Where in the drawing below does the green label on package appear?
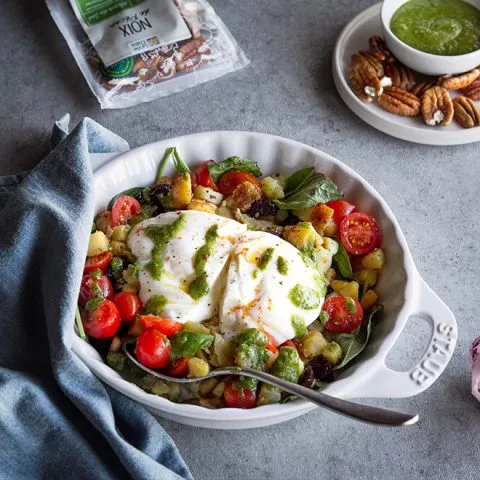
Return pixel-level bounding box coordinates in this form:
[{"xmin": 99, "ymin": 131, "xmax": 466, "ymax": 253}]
[
  {"xmin": 69, "ymin": 0, "xmax": 191, "ymax": 66},
  {"xmin": 75, "ymin": 0, "xmax": 146, "ymax": 26}
]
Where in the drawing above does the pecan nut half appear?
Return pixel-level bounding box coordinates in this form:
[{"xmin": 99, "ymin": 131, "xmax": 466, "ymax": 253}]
[
  {"xmin": 384, "ymin": 63, "xmax": 416, "ymax": 91},
  {"xmin": 453, "ymin": 96, "xmax": 480, "ymax": 128},
  {"xmin": 352, "ymin": 51, "xmax": 384, "ymax": 78},
  {"xmin": 369, "ymin": 35, "xmax": 395, "ymax": 63},
  {"xmin": 460, "ymin": 78, "xmax": 480, "ymax": 100},
  {"xmin": 438, "ymin": 68, "xmax": 480, "ymax": 90},
  {"xmin": 421, "ymin": 86, "xmax": 454, "ymax": 126},
  {"xmin": 410, "ymin": 80, "xmax": 436, "ymax": 98},
  {"xmin": 377, "ymin": 86, "xmax": 420, "ymax": 116},
  {"xmin": 350, "ymin": 62, "xmax": 383, "ymax": 103}
]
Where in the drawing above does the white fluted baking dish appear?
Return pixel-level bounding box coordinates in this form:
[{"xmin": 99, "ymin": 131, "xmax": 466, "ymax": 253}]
[{"xmin": 72, "ymin": 131, "xmax": 457, "ymax": 429}]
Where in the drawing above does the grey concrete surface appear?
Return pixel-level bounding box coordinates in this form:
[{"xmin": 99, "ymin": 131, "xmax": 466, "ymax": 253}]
[{"xmin": 1, "ymin": 1, "xmax": 480, "ymax": 479}]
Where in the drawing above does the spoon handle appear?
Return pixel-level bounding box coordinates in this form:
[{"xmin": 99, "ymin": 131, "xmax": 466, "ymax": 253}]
[{"xmin": 238, "ymin": 368, "xmax": 418, "ymax": 427}]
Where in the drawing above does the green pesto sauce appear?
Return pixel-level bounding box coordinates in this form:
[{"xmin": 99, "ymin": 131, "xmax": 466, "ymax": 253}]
[
  {"xmin": 390, "ymin": 0, "xmax": 480, "ymax": 55},
  {"xmin": 288, "ymin": 284, "xmax": 321, "ymax": 310},
  {"xmin": 144, "ymin": 295, "xmax": 168, "ymax": 315},
  {"xmin": 271, "ymin": 346, "xmax": 303, "ymax": 383},
  {"xmin": 257, "ymin": 247, "xmax": 275, "ymax": 271},
  {"xmin": 187, "ymin": 224, "xmax": 219, "ymax": 300},
  {"xmin": 145, "ymin": 214, "xmax": 186, "ymax": 280},
  {"xmin": 277, "ymin": 256, "xmax": 289, "ymax": 276},
  {"xmin": 291, "ymin": 314, "xmax": 307, "ymax": 338}
]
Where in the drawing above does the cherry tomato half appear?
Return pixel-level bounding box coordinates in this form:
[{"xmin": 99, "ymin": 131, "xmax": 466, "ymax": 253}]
[
  {"xmin": 164, "ymin": 357, "xmax": 190, "ymax": 377},
  {"xmin": 217, "ymin": 171, "xmax": 261, "ymax": 197},
  {"xmin": 259, "ymin": 328, "xmax": 277, "ymax": 353},
  {"xmin": 82, "ymin": 299, "xmax": 121, "ymax": 339},
  {"xmin": 111, "ymin": 195, "xmax": 141, "ymax": 227},
  {"xmin": 322, "ymin": 296, "xmax": 363, "ymax": 334},
  {"xmin": 195, "ymin": 160, "xmax": 219, "ymax": 191},
  {"xmin": 326, "ymin": 200, "xmax": 356, "ymax": 227},
  {"xmin": 136, "ymin": 329, "xmax": 171, "ymax": 369},
  {"xmin": 113, "ymin": 292, "xmax": 141, "ymax": 322},
  {"xmin": 84, "ymin": 251, "xmax": 112, "ymax": 274},
  {"xmin": 79, "ymin": 273, "xmax": 113, "ymax": 306},
  {"xmin": 223, "ymin": 384, "xmax": 257, "ymax": 409},
  {"xmin": 280, "ymin": 340, "xmax": 298, "ymax": 350},
  {"xmin": 139, "ymin": 316, "xmax": 183, "ymax": 337},
  {"xmin": 340, "ymin": 212, "xmax": 381, "ymax": 256}
]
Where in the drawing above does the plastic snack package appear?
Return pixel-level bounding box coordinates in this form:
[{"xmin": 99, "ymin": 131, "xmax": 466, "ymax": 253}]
[
  {"xmin": 471, "ymin": 336, "xmax": 480, "ymax": 402},
  {"xmin": 46, "ymin": 0, "xmax": 249, "ymax": 109}
]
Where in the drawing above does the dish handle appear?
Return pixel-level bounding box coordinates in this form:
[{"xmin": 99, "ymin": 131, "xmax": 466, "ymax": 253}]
[{"xmin": 353, "ymin": 276, "xmax": 457, "ymax": 398}]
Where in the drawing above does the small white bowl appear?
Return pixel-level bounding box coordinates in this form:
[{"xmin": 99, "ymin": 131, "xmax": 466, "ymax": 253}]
[{"xmin": 381, "ymin": 0, "xmax": 480, "ymax": 75}]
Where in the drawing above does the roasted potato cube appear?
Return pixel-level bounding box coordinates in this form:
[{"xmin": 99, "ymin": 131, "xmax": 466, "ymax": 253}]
[
  {"xmin": 292, "ymin": 208, "xmax": 314, "ymax": 221},
  {"xmin": 260, "ymin": 176, "xmax": 285, "ymax": 200},
  {"xmin": 188, "ymin": 358, "xmax": 210, "ymax": 378},
  {"xmin": 171, "ymin": 173, "xmax": 193, "ymax": 209},
  {"xmin": 283, "ymin": 222, "xmax": 320, "ymax": 250},
  {"xmin": 354, "ymin": 269, "xmax": 378, "ymax": 288},
  {"xmin": 111, "ymin": 225, "xmax": 130, "ymax": 242},
  {"xmin": 199, "ymin": 378, "xmax": 219, "ymax": 396},
  {"xmin": 193, "ymin": 185, "xmax": 224, "ymax": 206},
  {"xmin": 361, "ymin": 289, "xmax": 379, "ymax": 310},
  {"xmin": 186, "ymin": 198, "xmax": 217, "ymax": 214},
  {"xmin": 312, "ymin": 204, "xmax": 336, "ymax": 236},
  {"xmin": 95, "ymin": 211, "xmax": 113, "ymax": 234},
  {"xmin": 110, "ymin": 240, "xmax": 135, "ymax": 262},
  {"xmin": 300, "ymin": 331, "xmax": 328, "ymax": 358},
  {"xmin": 212, "ymin": 382, "xmax": 226, "ymax": 398},
  {"xmin": 87, "ymin": 231, "xmax": 110, "ymax": 257},
  {"xmin": 361, "ymin": 248, "xmax": 385, "ymax": 270},
  {"xmin": 323, "ymin": 342, "xmax": 342, "ymax": 365},
  {"xmin": 226, "ymin": 181, "xmax": 261, "ymax": 212},
  {"xmin": 331, "ymin": 280, "xmax": 360, "ymax": 299}
]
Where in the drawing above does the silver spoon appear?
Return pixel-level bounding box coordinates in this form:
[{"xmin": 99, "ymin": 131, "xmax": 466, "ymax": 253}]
[{"xmin": 123, "ymin": 343, "xmax": 418, "ymax": 426}]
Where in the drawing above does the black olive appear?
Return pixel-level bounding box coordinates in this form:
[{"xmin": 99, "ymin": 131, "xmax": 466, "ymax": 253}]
[
  {"xmin": 248, "ymin": 199, "xmax": 279, "ymax": 218},
  {"xmin": 308, "ymin": 355, "xmax": 335, "ymax": 383},
  {"xmin": 281, "ymin": 213, "xmax": 301, "ymax": 226},
  {"xmin": 89, "ymin": 337, "xmax": 113, "ymax": 354},
  {"xmin": 298, "ymin": 365, "xmax": 315, "ymax": 388},
  {"xmin": 266, "ymin": 226, "xmax": 283, "ymax": 238},
  {"xmin": 150, "ymin": 183, "xmax": 172, "ymax": 197}
]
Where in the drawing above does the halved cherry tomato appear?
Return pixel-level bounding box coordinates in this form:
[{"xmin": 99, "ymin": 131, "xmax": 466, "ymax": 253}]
[
  {"xmin": 195, "ymin": 160, "xmax": 219, "ymax": 191},
  {"xmin": 322, "ymin": 296, "xmax": 363, "ymax": 334},
  {"xmin": 340, "ymin": 212, "xmax": 381, "ymax": 256},
  {"xmin": 82, "ymin": 299, "xmax": 121, "ymax": 339},
  {"xmin": 326, "ymin": 200, "xmax": 356, "ymax": 227},
  {"xmin": 111, "ymin": 195, "xmax": 141, "ymax": 226},
  {"xmin": 79, "ymin": 273, "xmax": 113, "ymax": 306},
  {"xmin": 136, "ymin": 329, "xmax": 171, "ymax": 369},
  {"xmin": 164, "ymin": 357, "xmax": 190, "ymax": 377},
  {"xmin": 223, "ymin": 384, "xmax": 257, "ymax": 409},
  {"xmin": 139, "ymin": 315, "xmax": 183, "ymax": 337},
  {"xmin": 84, "ymin": 251, "xmax": 112, "ymax": 274},
  {"xmin": 259, "ymin": 328, "xmax": 277, "ymax": 353},
  {"xmin": 280, "ymin": 340, "xmax": 298, "ymax": 349},
  {"xmin": 218, "ymin": 171, "xmax": 261, "ymax": 197},
  {"xmin": 113, "ymin": 292, "xmax": 141, "ymax": 322}
]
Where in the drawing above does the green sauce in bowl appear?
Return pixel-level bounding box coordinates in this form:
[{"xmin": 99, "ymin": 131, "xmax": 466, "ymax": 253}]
[{"xmin": 390, "ymin": 0, "xmax": 480, "ymax": 55}]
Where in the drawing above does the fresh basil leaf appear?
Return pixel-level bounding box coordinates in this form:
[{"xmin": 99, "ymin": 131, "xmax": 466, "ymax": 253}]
[
  {"xmin": 283, "ymin": 167, "xmax": 315, "ymax": 195},
  {"xmin": 332, "ymin": 305, "xmax": 383, "ymax": 370},
  {"xmin": 207, "ymin": 156, "xmax": 262, "ymax": 182},
  {"xmin": 274, "ymin": 174, "xmax": 343, "ymax": 210},
  {"xmin": 108, "ymin": 187, "xmax": 145, "ymax": 210},
  {"xmin": 333, "ymin": 243, "xmax": 353, "ymax": 279},
  {"xmin": 170, "ymin": 331, "xmax": 214, "ymax": 361},
  {"xmin": 172, "ymin": 147, "xmax": 191, "ymax": 174}
]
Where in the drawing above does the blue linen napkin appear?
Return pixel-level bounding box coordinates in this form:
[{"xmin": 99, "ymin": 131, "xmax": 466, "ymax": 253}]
[{"xmin": 0, "ymin": 116, "xmax": 192, "ymax": 480}]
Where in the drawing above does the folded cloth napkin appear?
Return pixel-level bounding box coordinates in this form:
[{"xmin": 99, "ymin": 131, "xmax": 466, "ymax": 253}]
[
  {"xmin": 0, "ymin": 116, "xmax": 192, "ymax": 480},
  {"xmin": 472, "ymin": 337, "xmax": 480, "ymax": 402}
]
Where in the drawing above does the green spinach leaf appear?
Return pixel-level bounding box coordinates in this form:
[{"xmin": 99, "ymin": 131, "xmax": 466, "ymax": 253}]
[
  {"xmin": 333, "ymin": 243, "xmax": 353, "ymax": 279},
  {"xmin": 274, "ymin": 174, "xmax": 343, "ymax": 210},
  {"xmin": 283, "ymin": 167, "xmax": 315, "ymax": 195},
  {"xmin": 332, "ymin": 305, "xmax": 383, "ymax": 370},
  {"xmin": 170, "ymin": 330, "xmax": 214, "ymax": 361},
  {"xmin": 207, "ymin": 156, "xmax": 262, "ymax": 182}
]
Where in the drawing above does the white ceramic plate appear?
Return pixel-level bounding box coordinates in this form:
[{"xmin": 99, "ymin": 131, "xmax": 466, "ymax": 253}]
[
  {"xmin": 73, "ymin": 131, "xmax": 457, "ymax": 429},
  {"xmin": 332, "ymin": 3, "xmax": 480, "ymax": 145}
]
